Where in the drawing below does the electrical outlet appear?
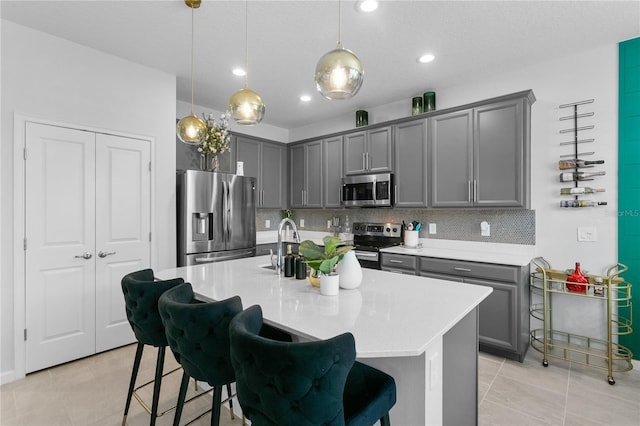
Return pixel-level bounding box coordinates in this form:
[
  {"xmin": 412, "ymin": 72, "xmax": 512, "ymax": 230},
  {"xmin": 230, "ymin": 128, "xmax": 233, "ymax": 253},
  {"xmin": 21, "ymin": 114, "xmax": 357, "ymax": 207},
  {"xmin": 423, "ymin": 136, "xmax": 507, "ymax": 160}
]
[
  {"xmin": 300, "ymin": 219, "xmax": 305, "ymax": 228},
  {"xmin": 265, "ymin": 219, "xmax": 270, "ymax": 228},
  {"xmin": 327, "ymin": 220, "xmax": 332, "ymax": 229},
  {"xmin": 428, "ymin": 223, "xmax": 437, "ymax": 234},
  {"xmin": 481, "ymin": 221, "xmax": 490, "ymax": 237},
  {"xmin": 577, "ymin": 226, "xmax": 597, "ymax": 242}
]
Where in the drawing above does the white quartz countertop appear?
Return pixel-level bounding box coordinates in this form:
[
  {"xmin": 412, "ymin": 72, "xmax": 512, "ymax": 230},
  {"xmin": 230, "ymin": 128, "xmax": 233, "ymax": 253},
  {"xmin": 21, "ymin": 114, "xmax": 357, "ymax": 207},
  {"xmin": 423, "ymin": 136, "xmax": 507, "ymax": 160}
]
[
  {"xmin": 157, "ymin": 255, "xmax": 491, "ymax": 358},
  {"xmin": 382, "ymin": 238, "xmax": 536, "ymax": 266}
]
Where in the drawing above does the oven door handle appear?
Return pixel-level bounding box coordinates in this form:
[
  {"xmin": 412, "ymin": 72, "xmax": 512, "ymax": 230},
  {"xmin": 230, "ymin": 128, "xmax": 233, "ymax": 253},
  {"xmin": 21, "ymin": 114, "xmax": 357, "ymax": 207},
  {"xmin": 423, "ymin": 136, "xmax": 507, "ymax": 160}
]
[{"xmin": 354, "ymin": 251, "xmax": 379, "ymax": 258}]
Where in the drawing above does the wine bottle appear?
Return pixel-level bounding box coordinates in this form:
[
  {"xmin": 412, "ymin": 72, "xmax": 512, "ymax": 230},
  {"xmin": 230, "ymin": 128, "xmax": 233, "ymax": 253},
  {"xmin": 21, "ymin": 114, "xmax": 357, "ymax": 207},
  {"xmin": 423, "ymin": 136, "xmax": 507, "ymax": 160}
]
[
  {"xmin": 566, "ymin": 262, "xmax": 588, "ymax": 294},
  {"xmin": 558, "ymin": 159, "xmax": 605, "ymax": 170},
  {"xmin": 560, "ymin": 200, "xmax": 608, "ymax": 208},
  {"xmin": 284, "ymin": 244, "xmax": 295, "ymax": 277},
  {"xmin": 560, "ymin": 187, "xmax": 605, "ymax": 195},
  {"xmin": 559, "ymin": 171, "xmax": 606, "ymax": 182}
]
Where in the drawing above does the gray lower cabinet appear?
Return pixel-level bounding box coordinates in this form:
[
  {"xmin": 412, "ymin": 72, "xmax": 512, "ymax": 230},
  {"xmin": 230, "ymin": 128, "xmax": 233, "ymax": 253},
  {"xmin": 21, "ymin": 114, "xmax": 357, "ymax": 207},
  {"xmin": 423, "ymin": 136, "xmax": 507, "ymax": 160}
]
[
  {"xmin": 419, "ymin": 257, "xmax": 530, "ymax": 361},
  {"xmin": 235, "ymin": 135, "xmax": 287, "ymax": 209},
  {"xmin": 323, "ymin": 136, "xmax": 343, "ymax": 208},
  {"xmin": 344, "ymin": 126, "xmax": 393, "ymax": 175},
  {"xmin": 290, "ymin": 140, "xmax": 323, "ymax": 208},
  {"xmin": 394, "ymin": 120, "xmax": 428, "ymax": 207},
  {"xmin": 255, "ymin": 243, "xmax": 278, "ymax": 257},
  {"xmin": 430, "ymin": 91, "xmax": 534, "ymax": 208},
  {"xmin": 382, "ymin": 252, "xmax": 529, "ymax": 361},
  {"xmin": 380, "ymin": 253, "xmax": 418, "ymax": 275}
]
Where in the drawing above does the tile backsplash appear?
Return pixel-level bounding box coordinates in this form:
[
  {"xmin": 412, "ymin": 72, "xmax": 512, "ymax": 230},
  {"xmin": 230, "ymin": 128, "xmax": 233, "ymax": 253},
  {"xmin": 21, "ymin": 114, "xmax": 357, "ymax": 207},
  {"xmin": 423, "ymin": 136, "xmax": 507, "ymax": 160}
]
[{"xmin": 257, "ymin": 208, "xmax": 535, "ymax": 245}]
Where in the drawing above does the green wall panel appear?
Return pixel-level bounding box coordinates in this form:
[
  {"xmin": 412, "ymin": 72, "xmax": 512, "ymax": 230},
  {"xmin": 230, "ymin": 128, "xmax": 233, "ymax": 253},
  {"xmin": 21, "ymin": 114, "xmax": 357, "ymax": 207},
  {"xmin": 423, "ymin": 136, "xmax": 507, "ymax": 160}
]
[{"xmin": 619, "ymin": 36, "xmax": 640, "ymax": 359}]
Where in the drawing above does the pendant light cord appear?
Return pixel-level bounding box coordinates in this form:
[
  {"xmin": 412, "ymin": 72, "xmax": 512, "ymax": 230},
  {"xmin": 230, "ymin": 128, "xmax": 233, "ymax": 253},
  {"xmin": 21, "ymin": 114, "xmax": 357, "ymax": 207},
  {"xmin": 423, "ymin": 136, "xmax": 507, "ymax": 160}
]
[
  {"xmin": 244, "ymin": 0, "xmax": 249, "ymax": 89},
  {"xmin": 190, "ymin": 3, "xmax": 195, "ymax": 114},
  {"xmin": 337, "ymin": 0, "xmax": 342, "ymax": 47}
]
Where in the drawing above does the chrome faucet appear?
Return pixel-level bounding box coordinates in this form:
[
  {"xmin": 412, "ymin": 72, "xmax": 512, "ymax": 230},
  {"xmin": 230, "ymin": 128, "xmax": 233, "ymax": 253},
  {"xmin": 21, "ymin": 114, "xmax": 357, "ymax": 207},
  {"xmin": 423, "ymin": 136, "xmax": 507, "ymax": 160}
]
[{"xmin": 275, "ymin": 218, "xmax": 300, "ymax": 275}]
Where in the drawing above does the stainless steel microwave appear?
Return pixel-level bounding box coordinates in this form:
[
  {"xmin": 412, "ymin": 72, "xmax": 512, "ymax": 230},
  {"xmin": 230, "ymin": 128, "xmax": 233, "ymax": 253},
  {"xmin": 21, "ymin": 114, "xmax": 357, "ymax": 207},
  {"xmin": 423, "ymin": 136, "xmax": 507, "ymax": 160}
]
[{"xmin": 342, "ymin": 173, "xmax": 394, "ymax": 207}]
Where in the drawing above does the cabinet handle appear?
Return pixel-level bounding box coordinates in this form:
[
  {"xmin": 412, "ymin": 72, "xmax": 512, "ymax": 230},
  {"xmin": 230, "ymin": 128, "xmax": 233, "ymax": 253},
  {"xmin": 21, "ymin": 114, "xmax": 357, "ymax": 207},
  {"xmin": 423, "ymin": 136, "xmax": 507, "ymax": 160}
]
[
  {"xmin": 366, "ymin": 152, "xmax": 370, "ymax": 170},
  {"xmin": 362, "ymin": 152, "xmax": 366, "ymax": 170},
  {"xmin": 468, "ymin": 181, "xmax": 472, "ymax": 203},
  {"xmin": 395, "ymin": 185, "xmax": 398, "ymax": 204},
  {"xmin": 98, "ymin": 251, "xmax": 116, "ymax": 258},
  {"xmin": 453, "ymin": 267, "xmax": 472, "ymax": 272},
  {"xmin": 473, "ymin": 180, "xmax": 478, "ymax": 203},
  {"xmin": 389, "ymin": 259, "xmax": 404, "ymax": 264},
  {"xmin": 74, "ymin": 252, "xmax": 92, "ymax": 260}
]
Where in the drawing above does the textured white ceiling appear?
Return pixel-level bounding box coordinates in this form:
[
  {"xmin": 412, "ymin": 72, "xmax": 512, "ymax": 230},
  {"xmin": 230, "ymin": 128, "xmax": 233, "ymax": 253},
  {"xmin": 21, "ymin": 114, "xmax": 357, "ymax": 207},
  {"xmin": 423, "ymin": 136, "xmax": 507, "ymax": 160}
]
[{"xmin": 2, "ymin": 0, "xmax": 639, "ymax": 129}]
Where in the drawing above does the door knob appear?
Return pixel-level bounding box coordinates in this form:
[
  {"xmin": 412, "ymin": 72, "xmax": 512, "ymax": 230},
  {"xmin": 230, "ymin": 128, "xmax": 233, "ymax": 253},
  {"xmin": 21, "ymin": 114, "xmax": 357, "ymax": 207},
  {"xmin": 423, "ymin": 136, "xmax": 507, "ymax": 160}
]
[
  {"xmin": 74, "ymin": 252, "xmax": 92, "ymax": 260},
  {"xmin": 98, "ymin": 251, "xmax": 116, "ymax": 258}
]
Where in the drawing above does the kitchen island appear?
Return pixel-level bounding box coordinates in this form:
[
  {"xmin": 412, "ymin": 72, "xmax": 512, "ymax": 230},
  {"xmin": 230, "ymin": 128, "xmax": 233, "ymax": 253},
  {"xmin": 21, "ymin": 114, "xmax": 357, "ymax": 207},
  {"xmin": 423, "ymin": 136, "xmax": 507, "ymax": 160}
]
[{"xmin": 158, "ymin": 255, "xmax": 492, "ymax": 425}]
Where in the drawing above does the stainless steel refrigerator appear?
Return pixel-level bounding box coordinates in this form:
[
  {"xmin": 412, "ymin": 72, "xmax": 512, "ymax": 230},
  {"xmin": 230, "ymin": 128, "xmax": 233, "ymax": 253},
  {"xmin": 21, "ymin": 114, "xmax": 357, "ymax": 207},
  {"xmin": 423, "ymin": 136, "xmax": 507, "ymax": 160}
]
[{"xmin": 177, "ymin": 170, "xmax": 256, "ymax": 266}]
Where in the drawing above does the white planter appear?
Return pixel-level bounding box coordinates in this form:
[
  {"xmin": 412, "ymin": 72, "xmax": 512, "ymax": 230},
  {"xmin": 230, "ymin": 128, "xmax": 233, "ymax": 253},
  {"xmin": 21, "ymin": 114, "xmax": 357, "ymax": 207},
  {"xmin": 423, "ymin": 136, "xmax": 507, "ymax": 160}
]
[
  {"xmin": 320, "ymin": 273, "xmax": 340, "ymax": 296},
  {"xmin": 336, "ymin": 251, "xmax": 363, "ymax": 289}
]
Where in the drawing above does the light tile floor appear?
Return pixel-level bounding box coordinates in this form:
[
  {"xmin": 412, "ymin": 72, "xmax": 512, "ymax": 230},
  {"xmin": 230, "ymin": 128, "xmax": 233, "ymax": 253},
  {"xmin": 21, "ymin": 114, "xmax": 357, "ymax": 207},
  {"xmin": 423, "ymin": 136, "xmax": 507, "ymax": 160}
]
[{"xmin": 1, "ymin": 344, "xmax": 639, "ymax": 425}]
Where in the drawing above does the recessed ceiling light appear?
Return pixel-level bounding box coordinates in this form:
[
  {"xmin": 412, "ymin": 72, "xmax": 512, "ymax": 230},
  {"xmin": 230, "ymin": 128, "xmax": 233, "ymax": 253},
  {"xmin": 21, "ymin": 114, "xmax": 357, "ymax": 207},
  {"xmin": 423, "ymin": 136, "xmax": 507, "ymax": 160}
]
[
  {"xmin": 357, "ymin": 0, "xmax": 378, "ymax": 12},
  {"xmin": 300, "ymin": 95, "xmax": 312, "ymax": 102},
  {"xmin": 417, "ymin": 54, "xmax": 435, "ymax": 64},
  {"xmin": 232, "ymin": 68, "xmax": 246, "ymax": 77}
]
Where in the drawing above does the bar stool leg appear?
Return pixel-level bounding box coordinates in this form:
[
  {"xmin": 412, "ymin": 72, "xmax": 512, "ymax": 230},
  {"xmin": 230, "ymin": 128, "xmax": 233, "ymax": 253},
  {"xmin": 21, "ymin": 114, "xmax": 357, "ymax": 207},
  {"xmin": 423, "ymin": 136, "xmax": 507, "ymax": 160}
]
[
  {"xmin": 122, "ymin": 342, "xmax": 145, "ymax": 426},
  {"xmin": 150, "ymin": 346, "xmax": 166, "ymax": 426},
  {"xmin": 226, "ymin": 383, "xmax": 235, "ymax": 419},
  {"xmin": 173, "ymin": 372, "xmax": 190, "ymax": 426},
  {"xmin": 211, "ymin": 385, "xmax": 223, "ymax": 426}
]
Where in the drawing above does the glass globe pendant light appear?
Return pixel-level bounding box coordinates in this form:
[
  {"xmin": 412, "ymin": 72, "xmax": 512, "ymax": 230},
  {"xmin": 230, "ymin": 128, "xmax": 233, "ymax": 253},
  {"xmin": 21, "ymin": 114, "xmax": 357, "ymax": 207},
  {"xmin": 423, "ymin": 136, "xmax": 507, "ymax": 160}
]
[
  {"xmin": 228, "ymin": 0, "xmax": 265, "ymax": 125},
  {"xmin": 176, "ymin": 0, "xmax": 207, "ymax": 144},
  {"xmin": 315, "ymin": 0, "xmax": 364, "ymax": 100}
]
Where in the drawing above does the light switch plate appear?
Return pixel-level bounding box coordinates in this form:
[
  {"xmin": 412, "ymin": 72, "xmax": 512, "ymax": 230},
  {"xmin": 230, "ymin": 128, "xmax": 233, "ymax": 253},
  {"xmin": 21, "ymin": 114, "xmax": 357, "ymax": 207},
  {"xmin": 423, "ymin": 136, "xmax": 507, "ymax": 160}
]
[
  {"xmin": 300, "ymin": 219, "xmax": 305, "ymax": 228},
  {"xmin": 428, "ymin": 223, "xmax": 437, "ymax": 234},
  {"xmin": 578, "ymin": 226, "xmax": 597, "ymax": 242}
]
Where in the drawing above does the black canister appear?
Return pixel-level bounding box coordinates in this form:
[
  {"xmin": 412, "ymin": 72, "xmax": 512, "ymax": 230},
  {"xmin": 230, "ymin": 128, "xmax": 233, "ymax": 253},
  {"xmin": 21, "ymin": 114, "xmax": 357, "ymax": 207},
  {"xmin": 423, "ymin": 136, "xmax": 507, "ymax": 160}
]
[{"xmin": 295, "ymin": 257, "xmax": 307, "ymax": 279}]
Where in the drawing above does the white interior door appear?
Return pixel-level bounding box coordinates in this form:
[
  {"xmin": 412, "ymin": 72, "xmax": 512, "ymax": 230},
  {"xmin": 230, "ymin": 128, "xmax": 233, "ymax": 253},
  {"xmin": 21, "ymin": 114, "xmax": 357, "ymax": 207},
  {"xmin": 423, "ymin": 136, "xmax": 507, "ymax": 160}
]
[
  {"xmin": 95, "ymin": 134, "xmax": 150, "ymax": 352},
  {"xmin": 25, "ymin": 123, "xmax": 97, "ymax": 373}
]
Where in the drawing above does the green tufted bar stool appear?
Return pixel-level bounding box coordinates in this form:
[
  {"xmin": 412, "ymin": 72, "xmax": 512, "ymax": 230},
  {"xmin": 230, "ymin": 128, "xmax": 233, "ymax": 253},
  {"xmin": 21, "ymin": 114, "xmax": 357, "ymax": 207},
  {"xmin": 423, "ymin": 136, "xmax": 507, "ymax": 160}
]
[
  {"xmin": 159, "ymin": 282, "xmax": 243, "ymax": 426},
  {"xmin": 121, "ymin": 269, "xmax": 185, "ymax": 426},
  {"xmin": 229, "ymin": 305, "xmax": 397, "ymax": 426}
]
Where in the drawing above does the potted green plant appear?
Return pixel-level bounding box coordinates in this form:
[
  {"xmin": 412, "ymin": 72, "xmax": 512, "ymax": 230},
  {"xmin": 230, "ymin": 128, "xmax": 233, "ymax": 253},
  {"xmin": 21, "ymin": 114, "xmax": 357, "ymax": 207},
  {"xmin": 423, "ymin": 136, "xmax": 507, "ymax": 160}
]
[{"xmin": 299, "ymin": 236, "xmax": 353, "ymax": 293}]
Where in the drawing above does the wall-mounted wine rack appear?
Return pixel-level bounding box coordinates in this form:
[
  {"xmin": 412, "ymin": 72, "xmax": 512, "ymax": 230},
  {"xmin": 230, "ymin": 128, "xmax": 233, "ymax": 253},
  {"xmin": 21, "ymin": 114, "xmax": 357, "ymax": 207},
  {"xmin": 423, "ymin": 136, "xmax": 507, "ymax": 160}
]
[{"xmin": 558, "ymin": 99, "xmax": 607, "ymax": 208}]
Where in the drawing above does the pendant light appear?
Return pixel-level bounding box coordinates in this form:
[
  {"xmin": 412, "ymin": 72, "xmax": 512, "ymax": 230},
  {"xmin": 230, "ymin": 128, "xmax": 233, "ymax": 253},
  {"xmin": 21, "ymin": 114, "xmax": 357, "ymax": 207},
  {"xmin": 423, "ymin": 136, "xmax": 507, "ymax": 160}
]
[
  {"xmin": 176, "ymin": 0, "xmax": 207, "ymax": 144},
  {"xmin": 315, "ymin": 0, "xmax": 364, "ymax": 100},
  {"xmin": 228, "ymin": 0, "xmax": 265, "ymax": 125}
]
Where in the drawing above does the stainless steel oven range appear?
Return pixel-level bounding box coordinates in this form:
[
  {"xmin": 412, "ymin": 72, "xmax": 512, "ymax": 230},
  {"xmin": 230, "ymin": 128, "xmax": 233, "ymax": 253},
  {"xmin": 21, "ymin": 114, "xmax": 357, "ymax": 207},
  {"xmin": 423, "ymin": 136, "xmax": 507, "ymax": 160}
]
[{"xmin": 352, "ymin": 222, "xmax": 402, "ymax": 269}]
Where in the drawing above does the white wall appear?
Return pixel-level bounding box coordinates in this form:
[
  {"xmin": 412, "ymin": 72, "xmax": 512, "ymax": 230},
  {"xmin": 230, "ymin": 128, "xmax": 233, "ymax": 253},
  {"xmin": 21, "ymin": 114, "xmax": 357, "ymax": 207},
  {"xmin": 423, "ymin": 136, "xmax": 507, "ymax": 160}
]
[
  {"xmin": 291, "ymin": 43, "xmax": 620, "ymax": 337},
  {"xmin": 177, "ymin": 100, "xmax": 290, "ymax": 143},
  {"xmin": 1, "ymin": 21, "xmax": 177, "ymax": 382},
  {"xmin": 292, "ymin": 43, "xmax": 619, "ymax": 271}
]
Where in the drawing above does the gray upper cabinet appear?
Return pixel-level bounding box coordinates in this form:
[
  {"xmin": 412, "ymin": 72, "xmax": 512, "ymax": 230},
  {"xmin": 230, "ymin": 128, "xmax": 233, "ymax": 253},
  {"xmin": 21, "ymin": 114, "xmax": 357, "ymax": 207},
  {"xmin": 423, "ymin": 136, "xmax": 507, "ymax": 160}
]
[
  {"xmin": 344, "ymin": 126, "xmax": 393, "ymax": 175},
  {"xmin": 430, "ymin": 109, "xmax": 474, "ymax": 207},
  {"xmin": 394, "ymin": 120, "xmax": 428, "ymax": 207},
  {"xmin": 474, "ymin": 99, "xmax": 525, "ymax": 207},
  {"xmin": 289, "ymin": 140, "xmax": 322, "ymax": 209},
  {"xmin": 430, "ymin": 91, "xmax": 533, "ymax": 208},
  {"xmin": 323, "ymin": 136, "xmax": 344, "ymax": 208},
  {"xmin": 235, "ymin": 135, "xmax": 287, "ymax": 209}
]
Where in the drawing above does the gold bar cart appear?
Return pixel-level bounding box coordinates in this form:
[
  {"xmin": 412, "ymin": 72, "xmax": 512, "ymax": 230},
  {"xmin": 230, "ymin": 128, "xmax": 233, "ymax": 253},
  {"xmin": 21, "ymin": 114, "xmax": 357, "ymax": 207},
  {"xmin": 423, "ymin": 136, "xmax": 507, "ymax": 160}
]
[{"xmin": 530, "ymin": 257, "xmax": 633, "ymax": 384}]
